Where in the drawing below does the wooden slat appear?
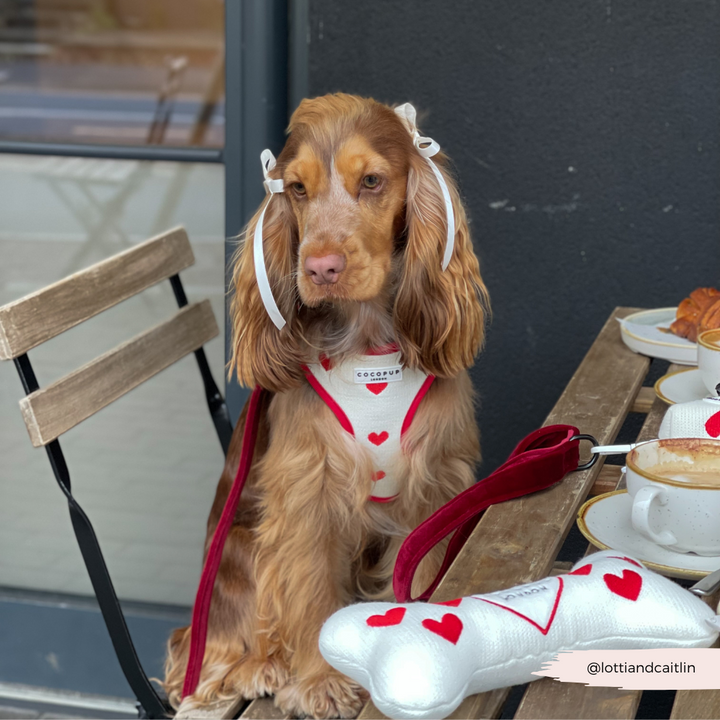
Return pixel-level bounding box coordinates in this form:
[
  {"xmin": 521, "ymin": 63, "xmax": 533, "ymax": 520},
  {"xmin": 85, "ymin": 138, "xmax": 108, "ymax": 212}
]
[
  {"xmin": 630, "ymin": 386, "xmax": 655, "ymax": 414},
  {"xmin": 19, "ymin": 301, "xmax": 218, "ymax": 447},
  {"xmin": 175, "ymin": 696, "xmax": 246, "ymax": 720},
  {"xmin": 670, "ymin": 588, "xmax": 720, "ymax": 720},
  {"xmin": 0, "ymin": 226, "xmax": 194, "ymax": 360},
  {"xmin": 671, "ymin": 691, "xmax": 720, "ymax": 720},
  {"xmin": 513, "ymin": 376, "xmax": 672, "ymax": 719},
  {"xmin": 590, "ymin": 465, "xmax": 623, "ymax": 496},
  {"xmin": 240, "ymin": 697, "xmax": 292, "ymax": 719},
  {"xmin": 359, "ymin": 308, "xmax": 650, "ymax": 719}
]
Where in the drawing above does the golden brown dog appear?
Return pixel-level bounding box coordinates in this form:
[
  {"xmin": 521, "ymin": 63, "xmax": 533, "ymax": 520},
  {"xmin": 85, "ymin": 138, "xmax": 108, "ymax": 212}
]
[{"xmin": 164, "ymin": 93, "xmax": 489, "ymax": 718}]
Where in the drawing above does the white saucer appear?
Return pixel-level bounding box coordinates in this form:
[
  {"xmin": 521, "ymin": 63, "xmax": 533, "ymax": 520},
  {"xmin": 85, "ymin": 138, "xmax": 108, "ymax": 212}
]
[
  {"xmin": 577, "ymin": 490, "xmax": 720, "ymax": 580},
  {"xmin": 654, "ymin": 368, "xmax": 709, "ymax": 405},
  {"xmin": 619, "ymin": 308, "xmax": 697, "ymax": 365}
]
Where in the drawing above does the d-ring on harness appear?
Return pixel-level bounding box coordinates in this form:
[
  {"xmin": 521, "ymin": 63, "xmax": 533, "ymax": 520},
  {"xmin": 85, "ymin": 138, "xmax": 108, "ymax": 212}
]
[{"xmin": 252, "ymin": 102, "xmax": 457, "ymax": 330}]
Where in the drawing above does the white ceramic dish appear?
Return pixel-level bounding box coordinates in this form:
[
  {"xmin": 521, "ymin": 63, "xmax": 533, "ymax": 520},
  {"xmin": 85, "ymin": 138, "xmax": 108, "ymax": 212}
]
[
  {"xmin": 654, "ymin": 368, "xmax": 708, "ymax": 405},
  {"xmin": 619, "ymin": 308, "xmax": 697, "ymax": 365},
  {"xmin": 577, "ymin": 490, "xmax": 720, "ymax": 580}
]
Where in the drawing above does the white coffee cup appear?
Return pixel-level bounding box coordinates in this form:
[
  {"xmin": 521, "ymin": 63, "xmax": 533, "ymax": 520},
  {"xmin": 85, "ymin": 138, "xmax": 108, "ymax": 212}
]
[
  {"xmin": 626, "ymin": 438, "xmax": 720, "ymax": 556},
  {"xmin": 697, "ymin": 329, "xmax": 720, "ymax": 396}
]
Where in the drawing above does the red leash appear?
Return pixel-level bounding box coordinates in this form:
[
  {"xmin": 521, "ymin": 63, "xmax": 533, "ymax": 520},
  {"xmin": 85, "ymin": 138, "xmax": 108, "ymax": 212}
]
[
  {"xmin": 393, "ymin": 424, "xmax": 580, "ymax": 602},
  {"xmin": 182, "ymin": 385, "xmax": 265, "ymax": 699},
  {"xmin": 182, "ymin": 408, "xmax": 581, "ymax": 697}
]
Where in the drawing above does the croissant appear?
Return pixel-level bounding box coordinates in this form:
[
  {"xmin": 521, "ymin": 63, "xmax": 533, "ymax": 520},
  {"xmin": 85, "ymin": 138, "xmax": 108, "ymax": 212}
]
[{"xmin": 670, "ymin": 287, "xmax": 720, "ymax": 342}]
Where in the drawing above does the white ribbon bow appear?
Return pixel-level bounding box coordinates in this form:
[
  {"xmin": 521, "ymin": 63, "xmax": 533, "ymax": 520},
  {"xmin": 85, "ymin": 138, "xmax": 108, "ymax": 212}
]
[
  {"xmin": 253, "ymin": 149, "xmax": 287, "ymax": 330},
  {"xmin": 394, "ymin": 103, "xmax": 455, "ymax": 271}
]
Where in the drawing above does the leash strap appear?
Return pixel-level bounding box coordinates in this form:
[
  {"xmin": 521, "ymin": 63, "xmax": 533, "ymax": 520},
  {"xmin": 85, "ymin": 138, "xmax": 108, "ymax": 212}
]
[
  {"xmin": 182, "ymin": 386, "xmax": 265, "ymax": 699},
  {"xmin": 393, "ymin": 424, "xmax": 580, "ymax": 602}
]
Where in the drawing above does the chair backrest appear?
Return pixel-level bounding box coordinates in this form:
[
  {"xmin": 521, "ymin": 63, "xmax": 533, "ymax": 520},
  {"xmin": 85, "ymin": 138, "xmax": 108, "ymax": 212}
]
[{"xmin": 0, "ymin": 226, "xmax": 220, "ymax": 447}]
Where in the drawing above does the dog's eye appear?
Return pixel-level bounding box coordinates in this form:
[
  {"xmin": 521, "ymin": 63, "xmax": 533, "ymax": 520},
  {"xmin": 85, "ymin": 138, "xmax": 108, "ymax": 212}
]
[
  {"xmin": 292, "ymin": 182, "xmax": 306, "ymax": 195},
  {"xmin": 362, "ymin": 175, "xmax": 379, "ymax": 189}
]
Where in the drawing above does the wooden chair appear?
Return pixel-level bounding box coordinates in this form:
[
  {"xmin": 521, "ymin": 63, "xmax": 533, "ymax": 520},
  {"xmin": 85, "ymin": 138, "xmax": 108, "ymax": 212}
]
[{"xmin": 0, "ymin": 227, "xmax": 233, "ymax": 719}]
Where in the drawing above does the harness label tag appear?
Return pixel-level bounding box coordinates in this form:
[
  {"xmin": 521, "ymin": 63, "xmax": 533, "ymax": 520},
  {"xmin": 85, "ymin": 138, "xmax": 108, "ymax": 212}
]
[{"xmin": 353, "ymin": 365, "xmax": 403, "ymax": 384}]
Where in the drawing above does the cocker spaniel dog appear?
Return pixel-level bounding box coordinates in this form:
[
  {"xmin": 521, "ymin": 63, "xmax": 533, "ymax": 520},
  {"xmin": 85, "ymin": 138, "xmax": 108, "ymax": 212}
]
[{"xmin": 164, "ymin": 93, "xmax": 489, "ymax": 718}]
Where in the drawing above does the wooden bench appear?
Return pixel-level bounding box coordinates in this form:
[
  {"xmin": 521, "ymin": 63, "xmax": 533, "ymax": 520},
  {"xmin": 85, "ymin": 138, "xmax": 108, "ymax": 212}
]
[{"xmin": 190, "ymin": 306, "xmax": 719, "ymax": 720}]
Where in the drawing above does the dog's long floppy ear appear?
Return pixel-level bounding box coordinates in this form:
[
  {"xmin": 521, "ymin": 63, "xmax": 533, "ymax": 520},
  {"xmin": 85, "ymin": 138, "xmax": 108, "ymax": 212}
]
[
  {"xmin": 394, "ymin": 151, "xmax": 490, "ymax": 377},
  {"xmin": 229, "ymin": 190, "xmax": 305, "ymax": 392}
]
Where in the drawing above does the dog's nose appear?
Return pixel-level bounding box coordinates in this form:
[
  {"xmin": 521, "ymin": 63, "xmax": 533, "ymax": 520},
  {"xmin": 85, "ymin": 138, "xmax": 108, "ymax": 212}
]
[{"xmin": 305, "ymin": 254, "xmax": 346, "ymax": 285}]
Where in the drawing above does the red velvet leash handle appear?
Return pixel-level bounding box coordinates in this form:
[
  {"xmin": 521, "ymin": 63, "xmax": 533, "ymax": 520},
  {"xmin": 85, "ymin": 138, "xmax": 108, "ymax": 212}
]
[
  {"xmin": 182, "ymin": 385, "xmax": 265, "ymax": 699},
  {"xmin": 393, "ymin": 424, "xmax": 580, "ymax": 602}
]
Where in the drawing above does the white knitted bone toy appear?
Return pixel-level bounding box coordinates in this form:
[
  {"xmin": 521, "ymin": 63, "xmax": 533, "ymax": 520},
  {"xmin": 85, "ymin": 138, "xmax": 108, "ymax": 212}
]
[{"xmin": 319, "ymin": 551, "xmax": 720, "ymax": 720}]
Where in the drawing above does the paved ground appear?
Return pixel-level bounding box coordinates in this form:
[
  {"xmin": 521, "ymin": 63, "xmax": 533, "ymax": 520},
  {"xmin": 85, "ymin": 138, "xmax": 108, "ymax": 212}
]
[{"xmin": 0, "ymin": 154, "xmax": 227, "ymax": 607}]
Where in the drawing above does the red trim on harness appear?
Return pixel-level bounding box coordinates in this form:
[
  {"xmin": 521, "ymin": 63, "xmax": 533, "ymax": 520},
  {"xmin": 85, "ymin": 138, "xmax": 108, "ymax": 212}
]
[
  {"xmin": 301, "ymin": 365, "xmax": 354, "ymax": 435},
  {"xmin": 365, "ymin": 342, "xmax": 400, "ymax": 356},
  {"xmin": 182, "ymin": 385, "xmax": 265, "ymax": 699},
  {"xmin": 401, "ymin": 375, "xmax": 435, "ymax": 436},
  {"xmin": 369, "ymin": 494, "xmax": 399, "ymax": 503}
]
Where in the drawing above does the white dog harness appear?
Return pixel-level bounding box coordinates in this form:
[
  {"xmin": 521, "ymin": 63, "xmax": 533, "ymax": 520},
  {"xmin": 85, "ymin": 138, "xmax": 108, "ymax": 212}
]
[{"xmin": 303, "ymin": 346, "xmax": 435, "ymax": 502}]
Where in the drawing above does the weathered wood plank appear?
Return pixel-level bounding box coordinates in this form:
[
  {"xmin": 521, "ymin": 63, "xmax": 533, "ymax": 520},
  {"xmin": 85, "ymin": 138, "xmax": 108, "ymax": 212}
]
[
  {"xmin": 19, "ymin": 301, "xmax": 218, "ymax": 446},
  {"xmin": 671, "ymin": 692, "xmax": 720, "ymax": 720},
  {"xmin": 359, "ymin": 308, "xmax": 649, "ymax": 719},
  {"xmin": 590, "ymin": 465, "xmax": 623, "ymax": 496},
  {"xmin": 669, "ymin": 589, "xmax": 720, "ymax": 720},
  {"xmin": 357, "ymin": 687, "xmax": 507, "ymax": 720},
  {"xmin": 514, "ymin": 369, "xmax": 672, "ymax": 719},
  {"xmin": 0, "ymin": 226, "xmax": 194, "ymax": 360},
  {"xmin": 175, "ymin": 695, "xmax": 246, "ymax": 720},
  {"xmin": 240, "ymin": 697, "xmax": 292, "ymax": 719},
  {"xmin": 630, "ymin": 386, "xmax": 655, "ymax": 414}
]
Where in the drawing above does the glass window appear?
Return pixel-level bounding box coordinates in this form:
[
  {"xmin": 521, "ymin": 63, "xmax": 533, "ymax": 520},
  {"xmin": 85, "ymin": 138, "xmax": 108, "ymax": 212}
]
[
  {"xmin": 0, "ymin": 0, "xmax": 225, "ymax": 147},
  {"xmin": 0, "ymin": 154, "xmax": 225, "ymax": 606}
]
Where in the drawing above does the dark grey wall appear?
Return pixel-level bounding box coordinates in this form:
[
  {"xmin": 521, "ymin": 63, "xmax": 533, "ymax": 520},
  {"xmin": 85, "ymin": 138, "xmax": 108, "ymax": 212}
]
[{"xmin": 306, "ymin": 0, "xmax": 720, "ymax": 473}]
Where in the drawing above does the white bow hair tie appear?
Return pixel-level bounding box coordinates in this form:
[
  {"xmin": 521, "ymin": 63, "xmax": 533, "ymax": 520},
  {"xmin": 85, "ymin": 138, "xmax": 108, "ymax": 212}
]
[{"xmin": 254, "ymin": 103, "xmax": 455, "ymax": 330}]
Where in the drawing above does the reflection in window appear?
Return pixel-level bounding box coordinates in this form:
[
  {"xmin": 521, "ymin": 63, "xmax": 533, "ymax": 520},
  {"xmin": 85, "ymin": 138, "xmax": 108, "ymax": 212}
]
[{"xmin": 0, "ymin": 0, "xmax": 225, "ymax": 147}]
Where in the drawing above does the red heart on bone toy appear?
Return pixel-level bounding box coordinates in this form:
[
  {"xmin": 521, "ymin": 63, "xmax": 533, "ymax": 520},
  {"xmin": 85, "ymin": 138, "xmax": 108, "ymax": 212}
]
[
  {"xmin": 569, "ymin": 564, "xmax": 592, "ymax": 576},
  {"xmin": 366, "ymin": 607, "xmax": 406, "ymax": 628},
  {"xmin": 422, "ymin": 613, "xmax": 463, "ymax": 644},
  {"xmin": 604, "ymin": 569, "xmax": 642, "ymax": 601},
  {"xmin": 368, "ymin": 431, "xmax": 389, "ymax": 446},
  {"xmin": 706, "ymin": 411, "xmax": 720, "ymax": 438}
]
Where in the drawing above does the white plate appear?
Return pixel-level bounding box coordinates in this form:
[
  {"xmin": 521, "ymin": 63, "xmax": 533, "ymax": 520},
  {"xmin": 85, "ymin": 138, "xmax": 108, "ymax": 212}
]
[
  {"xmin": 619, "ymin": 308, "xmax": 697, "ymax": 365},
  {"xmin": 577, "ymin": 490, "xmax": 720, "ymax": 580},
  {"xmin": 654, "ymin": 368, "xmax": 709, "ymax": 405}
]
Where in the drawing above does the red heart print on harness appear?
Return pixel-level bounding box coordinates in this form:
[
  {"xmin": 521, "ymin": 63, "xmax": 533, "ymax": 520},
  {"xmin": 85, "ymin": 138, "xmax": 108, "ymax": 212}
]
[
  {"xmin": 604, "ymin": 569, "xmax": 642, "ymax": 601},
  {"xmin": 366, "ymin": 383, "xmax": 388, "ymax": 395},
  {"xmin": 422, "ymin": 613, "xmax": 463, "ymax": 644},
  {"xmin": 319, "ymin": 354, "xmax": 333, "ymax": 372},
  {"xmin": 366, "ymin": 607, "xmax": 406, "ymax": 628},
  {"xmin": 706, "ymin": 411, "xmax": 720, "ymax": 438},
  {"xmin": 373, "ymin": 471, "xmax": 386, "ymax": 482},
  {"xmin": 368, "ymin": 431, "xmax": 389, "ymax": 446},
  {"xmin": 569, "ymin": 564, "xmax": 592, "ymax": 576}
]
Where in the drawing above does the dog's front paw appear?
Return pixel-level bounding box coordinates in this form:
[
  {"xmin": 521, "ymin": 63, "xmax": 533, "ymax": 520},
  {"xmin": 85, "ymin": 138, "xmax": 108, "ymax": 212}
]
[
  {"xmin": 228, "ymin": 653, "xmax": 291, "ymax": 698},
  {"xmin": 275, "ymin": 670, "xmax": 368, "ymax": 719}
]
